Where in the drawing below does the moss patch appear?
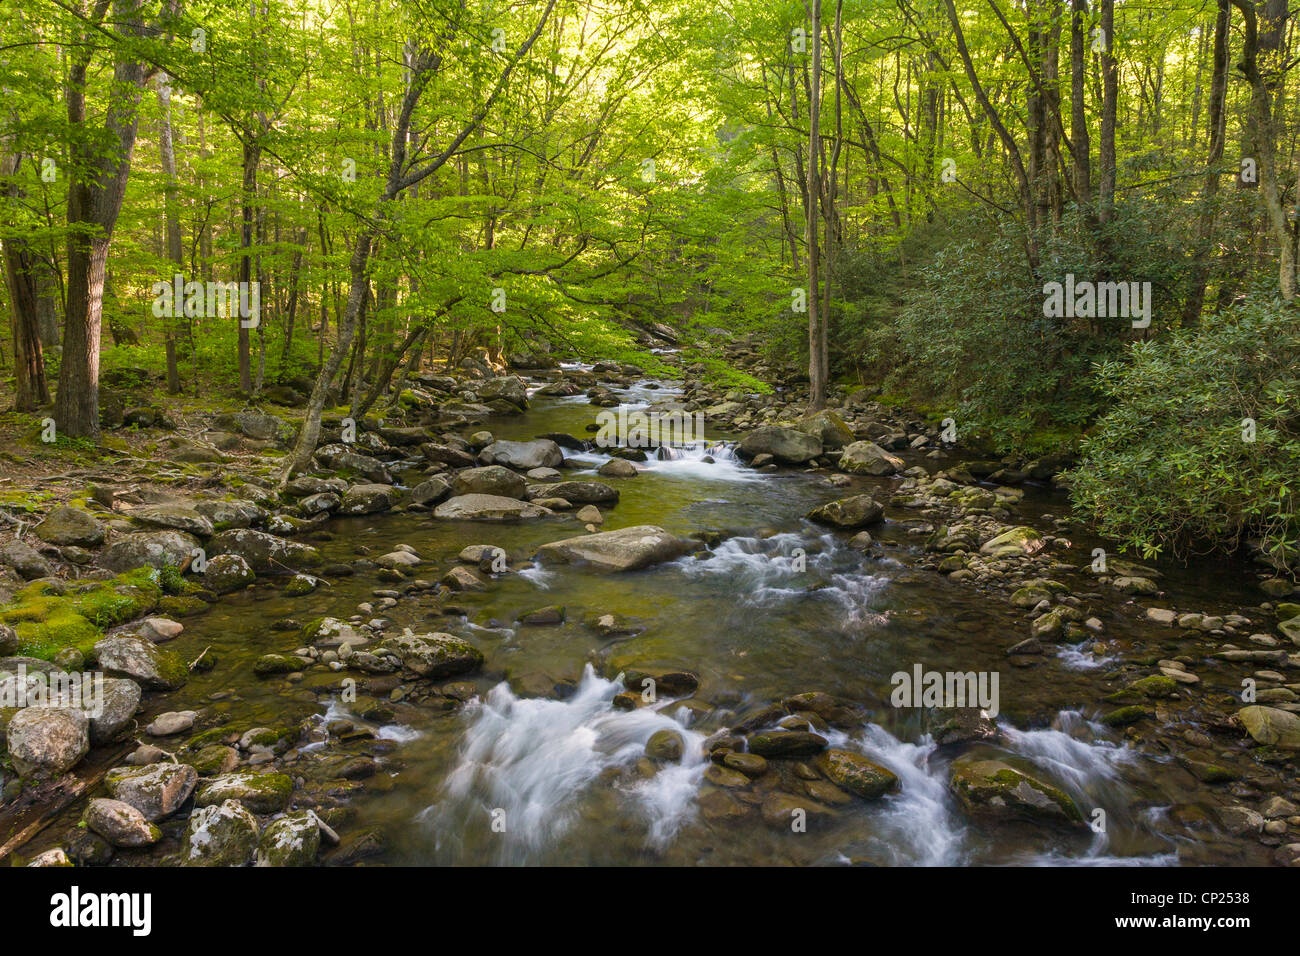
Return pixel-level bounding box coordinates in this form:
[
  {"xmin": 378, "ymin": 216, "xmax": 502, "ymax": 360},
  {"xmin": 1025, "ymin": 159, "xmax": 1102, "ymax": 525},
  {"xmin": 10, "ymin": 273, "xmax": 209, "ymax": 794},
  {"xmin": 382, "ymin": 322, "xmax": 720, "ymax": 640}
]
[{"xmin": 0, "ymin": 568, "xmax": 162, "ymax": 660}]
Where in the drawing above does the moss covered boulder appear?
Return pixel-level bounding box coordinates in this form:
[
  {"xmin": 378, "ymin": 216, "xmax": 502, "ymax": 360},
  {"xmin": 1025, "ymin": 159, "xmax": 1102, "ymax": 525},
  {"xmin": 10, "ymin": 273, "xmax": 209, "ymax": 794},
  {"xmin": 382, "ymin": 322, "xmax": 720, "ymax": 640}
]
[
  {"xmin": 979, "ymin": 527, "xmax": 1044, "ymax": 557},
  {"xmin": 94, "ymin": 634, "xmax": 188, "ymax": 690},
  {"xmin": 815, "ymin": 749, "xmax": 899, "ymax": 799},
  {"xmin": 182, "ymin": 799, "xmax": 260, "ymax": 866},
  {"xmin": 195, "ymin": 771, "xmax": 293, "ymax": 814},
  {"xmin": 105, "ymin": 763, "xmax": 199, "ymax": 820},
  {"xmin": 255, "ymin": 811, "xmax": 322, "ymax": 867},
  {"xmin": 950, "ymin": 755, "xmax": 1083, "ymax": 826},
  {"xmin": 378, "ymin": 632, "xmax": 483, "ymax": 679}
]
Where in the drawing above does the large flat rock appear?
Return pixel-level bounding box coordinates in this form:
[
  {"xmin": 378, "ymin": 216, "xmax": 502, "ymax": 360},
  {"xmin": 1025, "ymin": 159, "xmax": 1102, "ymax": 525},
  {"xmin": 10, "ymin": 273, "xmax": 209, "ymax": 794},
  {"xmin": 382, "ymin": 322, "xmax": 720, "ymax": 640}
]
[
  {"xmin": 536, "ymin": 525, "xmax": 691, "ymax": 571},
  {"xmin": 433, "ymin": 494, "xmax": 552, "ymax": 521}
]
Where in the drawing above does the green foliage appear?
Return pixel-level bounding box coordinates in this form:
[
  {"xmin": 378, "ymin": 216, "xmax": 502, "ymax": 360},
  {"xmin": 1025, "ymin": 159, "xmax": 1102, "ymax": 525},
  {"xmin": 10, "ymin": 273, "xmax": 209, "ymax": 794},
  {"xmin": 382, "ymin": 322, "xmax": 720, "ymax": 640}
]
[{"xmin": 1070, "ymin": 297, "xmax": 1300, "ymax": 562}]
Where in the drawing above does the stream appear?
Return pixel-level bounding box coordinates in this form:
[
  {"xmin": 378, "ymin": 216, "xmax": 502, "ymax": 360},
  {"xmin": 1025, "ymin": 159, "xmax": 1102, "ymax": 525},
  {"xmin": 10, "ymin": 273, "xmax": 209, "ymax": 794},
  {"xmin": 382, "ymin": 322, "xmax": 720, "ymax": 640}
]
[{"xmin": 31, "ymin": 367, "xmax": 1284, "ymax": 867}]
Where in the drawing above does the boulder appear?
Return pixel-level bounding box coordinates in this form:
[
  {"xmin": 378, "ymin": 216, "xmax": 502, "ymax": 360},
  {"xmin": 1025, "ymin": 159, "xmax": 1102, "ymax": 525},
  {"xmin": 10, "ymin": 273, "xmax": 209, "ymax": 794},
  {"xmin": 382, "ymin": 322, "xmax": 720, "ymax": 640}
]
[
  {"xmin": 837, "ymin": 441, "xmax": 902, "ymax": 476},
  {"xmin": 339, "ymin": 483, "xmax": 395, "ymax": 515},
  {"xmin": 203, "ymin": 553, "xmax": 255, "ymax": 593},
  {"xmin": 949, "ymin": 755, "xmax": 1083, "ymax": 825},
  {"xmin": 542, "ymin": 481, "xmax": 619, "ymax": 504},
  {"xmin": 737, "ymin": 425, "xmax": 822, "ymax": 464},
  {"xmin": 182, "ymin": 800, "xmax": 259, "ymax": 866},
  {"xmin": 88, "ymin": 678, "xmax": 142, "ymax": 744},
  {"xmin": 94, "ymin": 635, "xmax": 188, "ymax": 690},
  {"xmin": 807, "ymin": 494, "xmax": 884, "ymax": 529},
  {"xmin": 0, "ymin": 540, "xmax": 52, "ymax": 579},
  {"xmin": 255, "ymin": 811, "xmax": 322, "ymax": 867},
  {"xmin": 453, "ymin": 465, "xmax": 527, "ymax": 499},
  {"xmin": 980, "ymin": 527, "xmax": 1045, "ymax": 557},
  {"xmin": 195, "ymin": 771, "xmax": 293, "ymax": 814},
  {"xmin": 475, "ymin": 375, "xmax": 529, "ymax": 410},
  {"xmin": 35, "ymin": 506, "xmax": 107, "ymax": 547},
  {"xmin": 379, "ymin": 632, "xmax": 484, "ymax": 679},
  {"xmin": 84, "ymin": 798, "xmax": 161, "ymax": 848},
  {"xmin": 536, "ymin": 526, "xmax": 691, "ymax": 572},
  {"xmin": 99, "ymin": 531, "xmax": 201, "ymax": 573},
  {"xmin": 798, "ymin": 409, "xmax": 855, "ymax": 450},
  {"xmin": 105, "ymin": 763, "xmax": 199, "ymax": 820},
  {"xmin": 209, "ymin": 529, "xmax": 321, "ymax": 572},
  {"xmin": 128, "ymin": 503, "xmax": 215, "ymax": 537},
  {"xmin": 815, "ymin": 749, "xmax": 899, "ymax": 799},
  {"xmin": 6, "ymin": 707, "xmax": 89, "ymax": 779},
  {"xmin": 1238, "ymin": 705, "xmax": 1300, "ymax": 749},
  {"xmin": 433, "ymin": 494, "xmax": 552, "ymax": 521}
]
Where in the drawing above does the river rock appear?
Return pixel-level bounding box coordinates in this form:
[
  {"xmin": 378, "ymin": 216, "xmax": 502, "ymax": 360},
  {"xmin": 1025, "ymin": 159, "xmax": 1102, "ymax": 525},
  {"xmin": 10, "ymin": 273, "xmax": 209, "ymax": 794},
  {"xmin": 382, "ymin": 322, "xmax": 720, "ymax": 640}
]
[
  {"xmin": 5, "ymin": 707, "xmax": 89, "ymax": 779},
  {"xmin": 298, "ymin": 492, "xmax": 341, "ymax": 516},
  {"xmin": 542, "ymin": 481, "xmax": 619, "ymax": 504},
  {"xmin": 747, "ymin": 730, "xmax": 827, "ymax": 757},
  {"xmin": 182, "ymin": 800, "xmax": 260, "ymax": 866},
  {"xmin": 949, "ymin": 755, "xmax": 1083, "ymax": 825},
  {"xmin": 0, "ymin": 540, "xmax": 52, "ymax": 579},
  {"xmin": 453, "ymin": 465, "xmax": 527, "ymax": 499},
  {"xmin": 1238, "ymin": 705, "xmax": 1300, "ymax": 749},
  {"xmin": 89, "ymin": 678, "xmax": 142, "ymax": 744},
  {"xmin": 737, "ymin": 425, "xmax": 822, "ymax": 464},
  {"xmin": 798, "ymin": 409, "xmax": 855, "ymax": 449},
  {"xmin": 475, "ymin": 375, "xmax": 529, "ymax": 410},
  {"xmin": 646, "ymin": 729, "xmax": 684, "ymax": 762},
  {"xmin": 314, "ymin": 444, "xmax": 392, "ymax": 483},
  {"xmin": 837, "ymin": 441, "xmax": 902, "ymax": 477},
  {"xmin": 807, "ymin": 494, "xmax": 884, "ymax": 529},
  {"xmin": 597, "ymin": 458, "xmax": 638, "ymax": 478},
  {"xmin": 536, "ymin": 525, "xmax": 691, "ymax": 571},
  {"xmin": 379, "ymin": 632, "xmax": 484, "ymax": 678},
  {"xmin": 196, "ymin": 771, "xmax": 293, "ymax": 814},
  {"xmin": 35, "ymin": 505, "xmax": 106, "ymax": 547},
  {"xmin": 203, "ymin": 553, "xmax": 255, "ymax": 593},
  {"xmin": 209, "ymin": 529, "xmax": 321, "ymax": 572},
  {"xmin": 408, "ymin": 477, "xmax": 452, "ymax": 506},
  {"xmin": 815, "ymin": 749, "xmax": 898, "ymax": 798},
  {"xmin": 84, "ymin": 798, "xmax": 161, "ymax": 848},
  {"xmin": 106, "ymin": 763, "xmax": 199, "ymax": 820},
  {"xmin": 979, "ymin": 527, "xmax": 1044, "ymax": 557},
  {"xmin": 194, "ymin": 499, "xmax": 267, "ymax": 530},
  {"xmin": 95, "ymin": 635, "xmax": 188, "ymax": 690},
  {"xmin": 255, "ymin": 811, "xmax": 322, "ymax": 866},
  {"xmin": 434, "ymin": 494, "xmax": 552, "ymax": 521},
  {"xmin": 128, "ymin": 503, "xmax": 215, "ymax": 537},
  {"xmin": 98, "ymin": 531, "xmax": 201, "ymax": 573},
  {"xmin": 477, "ymin": 439, "xmax": 563, "ymax": 470},
  {"xmin": 339, "ymin": 483, "xmax": 396, "ymax": 515}
]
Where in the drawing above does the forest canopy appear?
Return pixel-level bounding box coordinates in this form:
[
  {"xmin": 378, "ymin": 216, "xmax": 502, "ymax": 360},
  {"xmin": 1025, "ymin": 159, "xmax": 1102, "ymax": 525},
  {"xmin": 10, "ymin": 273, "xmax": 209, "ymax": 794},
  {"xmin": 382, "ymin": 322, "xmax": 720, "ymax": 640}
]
[{"xmin": 2, "ymin": 0, "xmax": 1299, "ymax": 561}]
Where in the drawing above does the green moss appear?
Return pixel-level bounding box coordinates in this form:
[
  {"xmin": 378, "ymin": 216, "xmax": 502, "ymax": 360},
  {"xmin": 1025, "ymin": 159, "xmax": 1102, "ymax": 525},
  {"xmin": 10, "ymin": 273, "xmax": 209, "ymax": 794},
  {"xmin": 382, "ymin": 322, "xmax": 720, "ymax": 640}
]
[{"xmin": 0, "ymin": 569, "xmax": 162, "ymax": 661}]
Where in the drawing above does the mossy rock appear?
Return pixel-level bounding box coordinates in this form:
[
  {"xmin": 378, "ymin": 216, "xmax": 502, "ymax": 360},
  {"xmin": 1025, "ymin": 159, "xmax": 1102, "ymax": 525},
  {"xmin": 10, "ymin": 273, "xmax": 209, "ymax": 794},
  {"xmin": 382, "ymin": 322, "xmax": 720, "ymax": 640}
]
[
  {"xmin": 950, "ymin": 756, "xmax": 1083, "ymax": 826},
  {"xmin": 1100, "ymin": 705, "xmax": 1153, "ymax": 727},
  {"xmin": 157, "ymin": 595, "xmax": 210, "ymax": 618},
  {"xmin": 0, "ymin": 569, "xmax": 162, "ymax": 660}
]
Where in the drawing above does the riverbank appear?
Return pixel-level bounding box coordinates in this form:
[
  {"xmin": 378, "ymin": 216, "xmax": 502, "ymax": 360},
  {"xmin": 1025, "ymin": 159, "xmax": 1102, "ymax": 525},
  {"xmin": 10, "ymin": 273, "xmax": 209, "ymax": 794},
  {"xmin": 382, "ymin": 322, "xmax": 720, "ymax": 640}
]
[{"xmin": 1, "ymin": 346, "xmax": 1298, "ymax": 866}]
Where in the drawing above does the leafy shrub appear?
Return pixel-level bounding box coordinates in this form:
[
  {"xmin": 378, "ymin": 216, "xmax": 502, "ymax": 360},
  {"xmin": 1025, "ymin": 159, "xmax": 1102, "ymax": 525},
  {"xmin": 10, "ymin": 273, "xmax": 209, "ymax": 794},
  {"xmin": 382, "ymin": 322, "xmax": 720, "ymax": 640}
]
[{"xmin": 1069, "ymin": 296, "xmax": 1300, "ymax": 563}]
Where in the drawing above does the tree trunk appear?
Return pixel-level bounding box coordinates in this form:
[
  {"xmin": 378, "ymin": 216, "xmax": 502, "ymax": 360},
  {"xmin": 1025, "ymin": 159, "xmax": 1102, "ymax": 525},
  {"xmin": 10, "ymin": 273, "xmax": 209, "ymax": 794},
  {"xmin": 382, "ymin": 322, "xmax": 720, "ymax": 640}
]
[
  {"xmin": 806, "ymin": 0, "xmax": 827, "ymax": 412},
  {"xmin": 156, "ymin": 73, "xmax": 182, "ymax": 394}
]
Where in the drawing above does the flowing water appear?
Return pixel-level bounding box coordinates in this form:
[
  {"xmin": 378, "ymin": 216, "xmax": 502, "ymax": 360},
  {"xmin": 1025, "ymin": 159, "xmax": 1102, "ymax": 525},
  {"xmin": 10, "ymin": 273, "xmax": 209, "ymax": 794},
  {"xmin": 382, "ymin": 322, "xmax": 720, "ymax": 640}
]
[{"xmin": 90, "ymin": 372, "xmax": 1279, "ymax": 867}]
